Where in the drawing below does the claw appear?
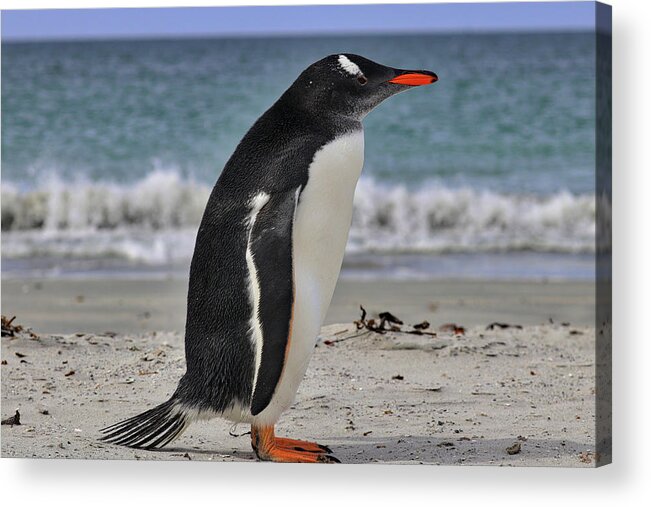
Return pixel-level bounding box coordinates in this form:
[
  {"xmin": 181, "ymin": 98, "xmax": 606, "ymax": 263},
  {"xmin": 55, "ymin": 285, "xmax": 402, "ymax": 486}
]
[{"xmin": 319, "ymin": 454, "xmax": 341, "ymax": 464}]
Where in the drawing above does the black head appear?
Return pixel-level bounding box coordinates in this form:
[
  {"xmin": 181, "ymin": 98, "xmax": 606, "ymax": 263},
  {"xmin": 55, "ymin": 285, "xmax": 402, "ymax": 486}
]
[{"xmin": 284, "ymin": 54, "xmax": 438, "ymax": 121}]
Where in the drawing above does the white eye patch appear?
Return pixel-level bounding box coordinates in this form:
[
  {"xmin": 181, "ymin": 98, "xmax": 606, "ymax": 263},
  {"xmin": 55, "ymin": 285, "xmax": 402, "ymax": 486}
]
[{"xmin": 338, "ymin": 54, "xmax": 363, "ymax": 77}]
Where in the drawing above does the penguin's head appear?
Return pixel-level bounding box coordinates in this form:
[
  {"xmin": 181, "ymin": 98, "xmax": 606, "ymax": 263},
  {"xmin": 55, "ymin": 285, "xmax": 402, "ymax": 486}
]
[{"xmin": 286, "ymin": 54, "xmax": 438, "ymax": 121}]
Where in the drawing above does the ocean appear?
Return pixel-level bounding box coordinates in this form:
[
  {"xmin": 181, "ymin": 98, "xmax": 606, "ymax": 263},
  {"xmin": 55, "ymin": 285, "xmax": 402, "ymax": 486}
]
[{"xmin": 1, "ymin": 32, "xmax": 597, "ymax": 280}]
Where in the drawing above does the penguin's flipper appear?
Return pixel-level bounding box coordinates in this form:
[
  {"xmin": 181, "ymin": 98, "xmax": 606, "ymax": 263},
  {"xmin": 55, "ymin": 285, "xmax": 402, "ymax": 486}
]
[{"xmin": 249, "ymin": 187, "xmax": 301, "ymax": 416}]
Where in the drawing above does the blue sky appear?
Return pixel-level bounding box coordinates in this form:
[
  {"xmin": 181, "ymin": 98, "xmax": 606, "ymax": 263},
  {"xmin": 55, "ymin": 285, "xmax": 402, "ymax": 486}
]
[{"xmin": 1, "ymin": 2, "xmax": 599, "ymax": 41}]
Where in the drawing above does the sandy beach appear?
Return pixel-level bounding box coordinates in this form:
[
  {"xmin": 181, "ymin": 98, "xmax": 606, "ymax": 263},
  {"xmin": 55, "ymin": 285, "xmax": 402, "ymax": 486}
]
[
  {"xmin": 1, "ymin": 277, "xmax": 595, "ymax": 335},
  {"xmin": 1, "ymin": 278, "xmax": 598, "ymax": 466}
]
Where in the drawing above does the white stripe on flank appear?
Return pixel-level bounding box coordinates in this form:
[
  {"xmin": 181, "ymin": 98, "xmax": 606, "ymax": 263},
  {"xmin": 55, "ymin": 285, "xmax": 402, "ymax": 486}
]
[
  {"xmin": 245, "ymin": 192, "xmax": 270, "ymax": 401},
  {"xmin": 338, "ymin": 55, "xmax": 361, "ymax": 76}
]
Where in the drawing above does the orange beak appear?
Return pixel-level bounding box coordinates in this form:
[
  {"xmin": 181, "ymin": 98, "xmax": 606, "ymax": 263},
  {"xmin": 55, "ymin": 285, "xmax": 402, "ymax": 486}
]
[{"xmin": 388, "ymin": 72, "xmax": 438, "ymax": 86}]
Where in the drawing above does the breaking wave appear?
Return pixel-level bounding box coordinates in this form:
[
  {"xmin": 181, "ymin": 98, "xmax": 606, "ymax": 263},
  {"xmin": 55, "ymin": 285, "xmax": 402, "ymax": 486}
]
[
  {"xmin": 350, "ymin": 178, "xmax": 595, "ymax": 254},
  {"xmin": 1, "ymin": 170, "xmax": 596, "ymax": 264}
]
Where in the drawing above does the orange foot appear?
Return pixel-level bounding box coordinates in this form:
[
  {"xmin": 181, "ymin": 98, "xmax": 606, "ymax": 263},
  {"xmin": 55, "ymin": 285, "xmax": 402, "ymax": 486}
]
[{"xmin": 251, "ymin": 425, "xmax": 339, "ymax": 463}]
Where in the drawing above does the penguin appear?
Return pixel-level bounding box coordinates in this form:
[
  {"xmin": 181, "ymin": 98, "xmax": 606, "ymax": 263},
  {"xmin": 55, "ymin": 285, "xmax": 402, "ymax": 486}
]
[{"xmin": 100, "ymin": 54, "xmax": 437, "ymax": 463}]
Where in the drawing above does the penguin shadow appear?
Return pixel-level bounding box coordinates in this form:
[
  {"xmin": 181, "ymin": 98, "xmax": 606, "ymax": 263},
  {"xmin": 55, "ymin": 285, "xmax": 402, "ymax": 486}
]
[
  {"xmin": 322, "ymin": 435, "xmax": 593, "ymax": 466},
  {"xmin": 153, "ymin": 435, "xmax": 591, "ymax": 465}
]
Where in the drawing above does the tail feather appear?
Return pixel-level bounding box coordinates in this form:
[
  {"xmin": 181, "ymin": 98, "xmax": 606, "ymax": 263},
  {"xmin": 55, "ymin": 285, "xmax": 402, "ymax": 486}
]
[
  {"xmin": 100, "ymin": 399, "xmax": 190, "ymax": 450},
  {"xmin": 148, "ymin": 417, "xmax": 186, "ymax": 449}
]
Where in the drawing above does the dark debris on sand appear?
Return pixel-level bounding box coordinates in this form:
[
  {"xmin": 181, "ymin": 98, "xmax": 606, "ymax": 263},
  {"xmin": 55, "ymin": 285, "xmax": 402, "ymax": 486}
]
[
  {"xmin": 1, "ymin": 410, "xmax": 21, "ymax": 427},
  {"xmin": 486, "ymin": 322, "xmax": 523, "ymax": 331},
  {"xmin": 354, "ymin": 306, "xmax": 437, "ymax": 337},
  {"xmin": 2, "ymin": 315, "xmax": 39, "ymax": 339}
]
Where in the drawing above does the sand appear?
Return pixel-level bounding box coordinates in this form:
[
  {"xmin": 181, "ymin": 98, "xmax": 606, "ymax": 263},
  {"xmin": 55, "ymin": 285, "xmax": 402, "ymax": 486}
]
[{"xmin": 1, "ymin": 279, "xmax": 598, "ymax": 466}]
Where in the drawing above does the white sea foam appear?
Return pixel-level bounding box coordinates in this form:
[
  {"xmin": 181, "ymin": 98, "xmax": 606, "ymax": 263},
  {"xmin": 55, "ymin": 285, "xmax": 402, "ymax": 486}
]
[
  {"xmin": 2, "ymin": 169, "xmax": 209, "ymax": 232},
  {"xmin": 1, "ymin": 170, "xmax": 596, "ymax": 264},
  {"xmin": 349, "ymin": 178, "xmax": 596, "ymax": 254}
]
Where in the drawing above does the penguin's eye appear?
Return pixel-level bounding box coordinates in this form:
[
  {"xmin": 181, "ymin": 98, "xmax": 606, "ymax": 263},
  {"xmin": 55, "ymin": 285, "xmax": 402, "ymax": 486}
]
[{"xmin": 357, "ymin": 75, "xmax": 368, "ymax": 86}]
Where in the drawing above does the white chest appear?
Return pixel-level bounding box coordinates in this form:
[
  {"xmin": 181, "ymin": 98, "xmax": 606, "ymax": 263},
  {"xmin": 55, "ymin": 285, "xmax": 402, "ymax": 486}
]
[{"xmin": 293, "ymin": 130, "xmax": 365, "ymax": 323}]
